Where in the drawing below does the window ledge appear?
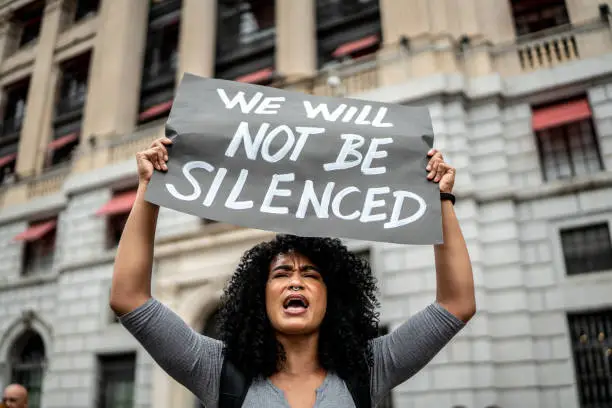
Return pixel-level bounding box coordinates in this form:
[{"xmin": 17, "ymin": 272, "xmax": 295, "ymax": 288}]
[
  {"xmin": 459, "ymin": 171, "xmax": 612, "ymax": 204},
  {"xmin": 0, "ymin": 272, "xmax": 59, "ymax": 291},
  {"xmin": 564, "ymin": 269, "xmax": 612, "ymax": 283},
  {"xmin": 58, "ymin": 250, "xmax": 117, "ymax": 273}
]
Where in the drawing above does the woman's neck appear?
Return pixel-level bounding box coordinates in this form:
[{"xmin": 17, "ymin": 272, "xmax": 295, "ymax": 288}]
[{"xmin": 276, "ymin": 332, "xmax": 323, "ymax": 376}]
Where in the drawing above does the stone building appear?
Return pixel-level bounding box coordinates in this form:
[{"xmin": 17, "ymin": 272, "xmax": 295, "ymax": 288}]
[{"xmin": 0, "ymin": 0, "xmax": 611, "ymax": 407}]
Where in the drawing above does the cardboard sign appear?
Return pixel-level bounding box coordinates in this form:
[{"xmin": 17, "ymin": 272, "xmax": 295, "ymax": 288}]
[{"xmin": 144, "ymin": 73, "xmax": 442, "ymax": 245}]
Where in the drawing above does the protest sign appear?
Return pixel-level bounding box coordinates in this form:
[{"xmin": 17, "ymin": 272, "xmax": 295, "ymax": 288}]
[{"xmin": 144, "ymin": 73, "xmax": 442, "ymax": 245}]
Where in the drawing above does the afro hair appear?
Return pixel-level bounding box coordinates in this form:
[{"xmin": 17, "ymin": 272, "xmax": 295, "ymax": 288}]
[{"xmin": 216, "ymin": 234, "xmax": 381, "ymax": 382}]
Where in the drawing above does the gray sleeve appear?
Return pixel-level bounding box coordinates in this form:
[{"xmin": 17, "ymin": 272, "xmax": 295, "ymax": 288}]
[
  {"xmin": 370, "ymin": 302, "xmax": 465, "ymax": 405},
  {"xmin": 118, "ymin": 298, "xmax": 223, "ymax": 408}
]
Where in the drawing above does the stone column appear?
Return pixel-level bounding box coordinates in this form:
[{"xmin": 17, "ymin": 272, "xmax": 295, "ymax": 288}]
[
  {"xmin": 275, "ymin": 0, "xmax": 316, "ymax": 82},
  {"xmin": 454, "ymin": 0, "xmax": 496, "ymax": 77},
  {"xmin": 176, "ymin": 0, "xmax": 217, "ymax": 84},
  {"xmin": 379, "ymin": 0, "xmax": 430, "ymax": 43},
  {"xmin": 566, "ymin": 0, "xmax": 602, "ymax": 25},
  {"xmin": 378, "ymin": 0, "xmax": 433, "ymax": 85},
  {"xmin": 476, "ymin": 0, "xmax": 516, "ymax": 44},
  {"xmin": 16, "ymin": 0, "xmax": 70, "ymax": 178},
  {"xmin": 79, "ymin": 0, "xmax": 149, "ymax": 142}
]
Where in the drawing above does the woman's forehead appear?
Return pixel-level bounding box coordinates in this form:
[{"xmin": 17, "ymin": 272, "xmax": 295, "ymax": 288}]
[{"xmin": 270, "ymin": 250, "xmax": 315, "ymax": 265}]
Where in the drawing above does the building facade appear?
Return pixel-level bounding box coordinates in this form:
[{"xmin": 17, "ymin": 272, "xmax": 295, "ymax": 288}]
[{"xmin": 0, "ymin": 0, "xmax": 611, "ymax": 407}]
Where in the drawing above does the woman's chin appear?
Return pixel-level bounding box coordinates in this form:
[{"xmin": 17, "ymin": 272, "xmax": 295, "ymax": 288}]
[{"xmin": 276, "ymin": 320, "xmax": 318, "ymax": 336}]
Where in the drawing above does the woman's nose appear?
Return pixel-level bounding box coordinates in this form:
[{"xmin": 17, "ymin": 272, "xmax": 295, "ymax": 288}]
[{"xmin": 288, "ymin": 274, "xmax": 304, "ymax": 288}]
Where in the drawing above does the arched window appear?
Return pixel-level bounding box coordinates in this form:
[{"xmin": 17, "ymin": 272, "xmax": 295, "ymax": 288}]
[{"xmin": 10, "ymin": 330, "xmax": 46, "ymax": 408}]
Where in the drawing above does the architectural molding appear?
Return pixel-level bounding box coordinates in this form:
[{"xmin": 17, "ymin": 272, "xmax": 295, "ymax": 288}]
[
  {"xmin": 0, "ymin": 272, "xmax": 58, "ymax": 292},
  {"xmin": 0, "ymin": 310, "xmax": 53, "ymax": 362},
  {"xmin": 63, "ymin": 157, "xmax": 137, "ymax": 195},
  {"xmin": 154, "ymin": 227, "xmax": 275, "ymax": 260},
  {"xmin": 351, "ymin": 54, "xmax": 612, "ymax": 105},
  {"xmin": 460, "ymin": 170, "xmax": 612, "ymax": 204},
  {"xmin": 0, "ymin": 191, "xmax": 66, "ymax": 225}
]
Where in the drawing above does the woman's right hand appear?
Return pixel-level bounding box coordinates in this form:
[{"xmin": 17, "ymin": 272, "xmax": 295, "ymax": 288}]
[{"xmin": 136, "ymin": 137, "xmax": 173, "ymax": 184}]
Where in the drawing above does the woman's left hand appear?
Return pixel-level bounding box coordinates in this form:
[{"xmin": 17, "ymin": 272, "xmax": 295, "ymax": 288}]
[{"xmin": 426, "ymin": 149, "xmax": 455, "ymax": 194}]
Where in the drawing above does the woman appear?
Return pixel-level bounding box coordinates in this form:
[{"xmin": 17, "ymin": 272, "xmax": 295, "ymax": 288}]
[{"xmin": 110, "ymin": 137, "xmax": 475, "ymax": 408}]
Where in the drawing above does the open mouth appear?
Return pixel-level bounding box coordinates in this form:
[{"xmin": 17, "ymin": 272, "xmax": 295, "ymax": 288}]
[{"xmin": 283, "ymin": 295, "xmax": 309, "ymax": 311}]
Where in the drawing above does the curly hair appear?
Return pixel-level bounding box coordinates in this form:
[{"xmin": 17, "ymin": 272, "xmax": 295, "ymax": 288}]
[{"xmin": 216, "ymin": 234, "xmax": 380, "ymax": 382}]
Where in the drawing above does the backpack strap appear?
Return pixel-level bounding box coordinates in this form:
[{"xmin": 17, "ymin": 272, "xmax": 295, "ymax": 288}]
[
  {"xmin": 219, "ymin": 358, "xmax": 251, "ymax": 408},
  {"xmin": 219, "ymin": 358, "xmax": 371, "ymax": 408},
  {"xmin": 345, "ymin": 371, "xmax": 371, "ymax": 408}
]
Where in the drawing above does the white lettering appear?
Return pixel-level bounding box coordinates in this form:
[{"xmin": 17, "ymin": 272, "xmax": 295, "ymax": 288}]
[
  {"xmin": 225, "ymin": 169, "xmax": 253, "ymax": 209},
  {"xmin": 216, "ymin": 89, "xmax": 263, "ymax": 113},
  {"xmin": 203, "ymin": 167, "xmax": 227, "ymax": 206},
  {"xmin": 296, "ymin": 180, "xmax": 335, "ymax": 219},
  {"xmin": 361, "ymin": 137, "xmax": 393, "ymax": 175},
  {"xmin": 384, "ymin": 191, "xmax": 427, "ymax": 229},
  {"xmin": 331, "ymin": 186, "xmax": 361, "ymax": 220},
  {"xmin": 261, "ymin": 125, "xmax": 294, "ymax": 163},
  {"xmin": 303, "ymin": 101, "xmax": 347, "ymax": 122},
  {"xmin": 360, "ymin": 187, "xmax": 389, "ymax": 223},
  {"xmin": 254, "ymin": 96, "xmax": 286, "ymax": 114},
  {"xmin": 354, "ymin": 105, "xmax": 372, "ymax": 125},
  {"xmin": 323, "ymin": 134, "xmax": 365, "ymax": 171},
  {"xmin": 261, "ymin": 173, "xmax": 294, "ymax": 214},
  {"xmin": 224, "ymin": 121, "xmax": 270, "ymax": 160},
  {"xmin": 290, "ymin": 127, "xmax": 325, "ymax": 161},
  {"xmin": 341, "ymin": 106, "xmax": 359, "ymax": 123},
  {"xmin": 165, "ymin": 161, "xmax": 214, "ymax": 201},
  {"xmin": 372, "ymin": 107, "xmax": 393, "ymax": 127}
]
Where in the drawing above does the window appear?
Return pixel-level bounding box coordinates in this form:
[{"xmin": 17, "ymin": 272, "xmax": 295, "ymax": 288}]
[
  {"xmin": 96, "ymin": 353, "xmax": 137, "ymax": 408},
  {"xmin": 1, "ymin": 78, "xmax": 29, "ymax": 140},
  {"xmin": 107, "ymin": 212, "xmax": 129, "ymax": 248},
  {"xmin": 567, "ymin": 309, "xmax": 612, "ymax": 407},
  {"xmin": 13, "ymin": 219, "xmax": 57, "ymax": 276},
  {"xmin": 10, "ymin": 330, "xmax": 46, "ymax": 408},
  {"xmin": 49, "ymin": 53, "xmax": 91, "ymax": 168},
  {"xmin": 13, "ymin": 1, "xmax": 44, "ymax": 48},
  {"xmin": 0, "ymin": 154, "xmax": 17, "ymax": 185},
  {"xmin": 215, "ymin": 0, "xmax": 276, "ymax": 81},
  {"xmin": 95, "ymin": 189, "xmax": 137, "ymax": 249},
  {"xmin": 316, "ymin": 0, "xmax": 381, "ymax": 67},
  {"xmin": 532, "ymin": 98, "xmax": 604, "ymax": 181},
  {"xmin": 217, "ymin": 0, "xmax": 275, "ymax": 50},
  {"xmin": 0, "ymin": 78, "xmax": 28, "ymax": 185},
  {"xmin": 138, "ymin": 2, "xmax": 181, "ymax": 124},
  {"xmin": 560, "ymin": 222, "xmax": 612, "ymax": 276},
  {"xmin": 56, "ymin": 53, "xmax": 90, "ymax": 116},
  {"xmin": 511, "ymin": 0, "xmax": 570, "ymax": 37},
  {"xmin": 74, "ymin": 0, "xmax": 100, "ymax": 21}
]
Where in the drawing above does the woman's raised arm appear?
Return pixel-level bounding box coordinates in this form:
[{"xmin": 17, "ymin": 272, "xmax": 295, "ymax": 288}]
[
  {"xmin": 428, "ymin": 149, "xmax": 476, "ymax": 322},
  {"xmin": 370, "ymin": 150, "xmax": 475, "ymax": 405},
  {"xmin": 109, "ymin": 137, "xmax": 171, "ymax": 315},
  {"xmin": 108, "ymin": 137, "xmax": 224, "ymax": 407}
]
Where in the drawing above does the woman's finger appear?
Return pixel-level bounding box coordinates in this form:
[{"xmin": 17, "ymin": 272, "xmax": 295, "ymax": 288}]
[
  {"xmin": 156, "ymin": 138, "xmax": 172, "ymax": 161},
  {"xmin": 146, "ymin": 147, "xmax": 161, "ymax": 170},
  {"xmin": 434, "ymin": 162, "xmax": 447, "ymax": 183},
  {"xmin": 427, "ymin": 158, "xmax": 440, "ymax": 180}
]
